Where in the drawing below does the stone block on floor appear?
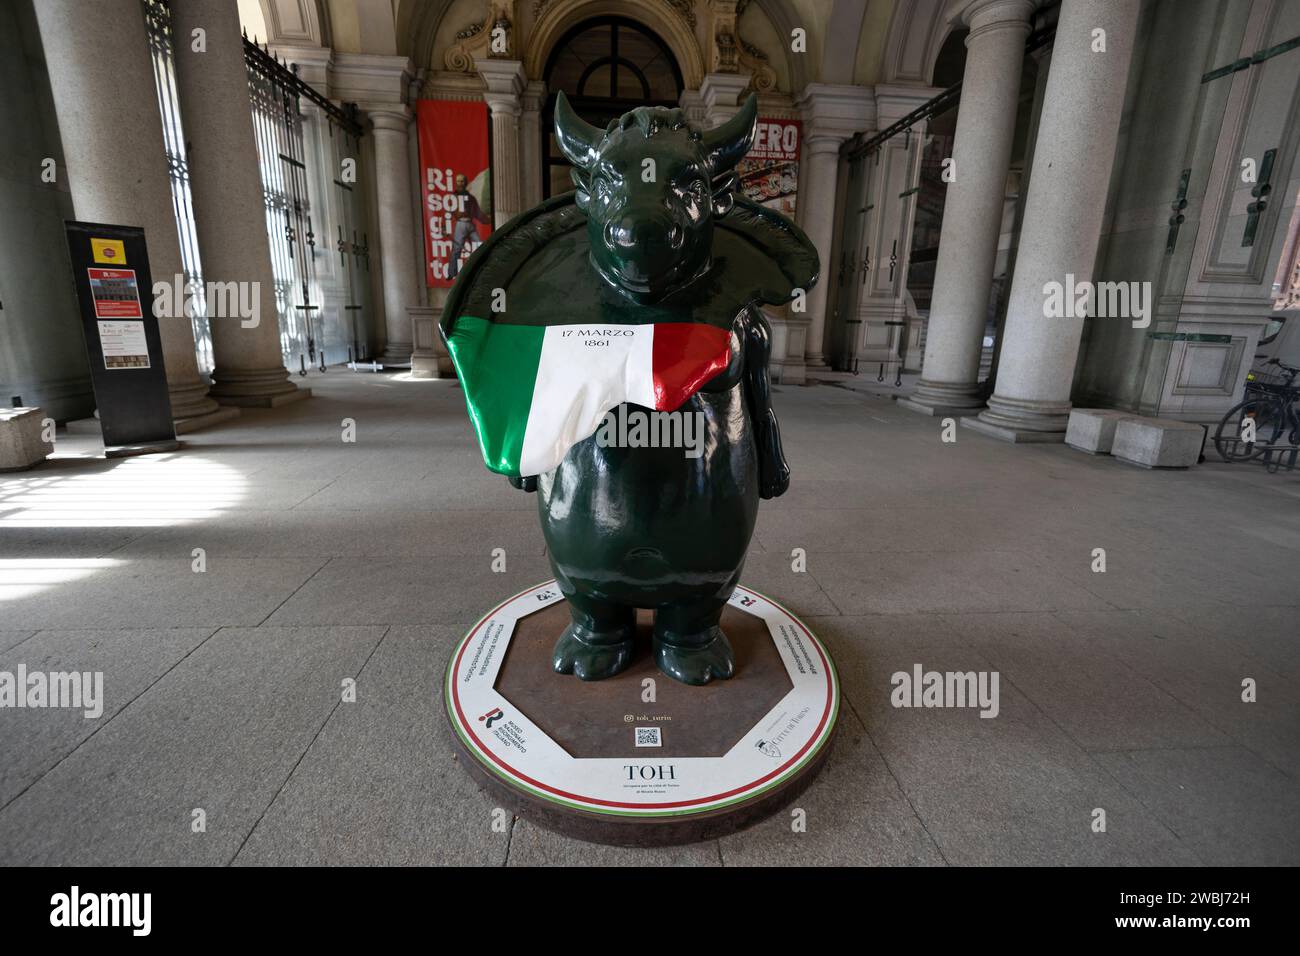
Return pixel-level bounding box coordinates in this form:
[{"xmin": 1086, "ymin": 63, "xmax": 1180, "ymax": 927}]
[
  {"xmin": 1111, "ymin": 417, "xmax": 1205, "ymax": 469},
  {"xmin": 0, "ymin": 407, "xmax": 54, "ymax": 472},
  {"xmin": 1064, "ymin": 408, "xmax": 1134, "ymax": 455}
]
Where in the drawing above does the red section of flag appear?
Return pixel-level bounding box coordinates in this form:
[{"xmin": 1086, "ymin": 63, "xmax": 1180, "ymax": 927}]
[{"xmin": 651, "ymin": 323, "xmax": 732, "ymax": 411}]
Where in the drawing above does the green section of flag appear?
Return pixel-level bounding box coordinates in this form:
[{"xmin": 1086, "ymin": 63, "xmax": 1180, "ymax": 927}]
[{"xmin": 444, "ymin": 315, "xmax": 544, "ymax": 476}]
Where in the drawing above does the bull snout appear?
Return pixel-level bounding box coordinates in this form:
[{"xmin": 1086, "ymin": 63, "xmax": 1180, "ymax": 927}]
[{"xmin": 602, "ymin": 209, "xmax": 686, "ymax": 280}]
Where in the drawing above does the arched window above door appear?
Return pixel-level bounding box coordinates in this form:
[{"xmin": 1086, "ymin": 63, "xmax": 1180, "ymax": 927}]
[{"xmin": 541, "ymin": 17, "xmax": 684, "ymax": 198}]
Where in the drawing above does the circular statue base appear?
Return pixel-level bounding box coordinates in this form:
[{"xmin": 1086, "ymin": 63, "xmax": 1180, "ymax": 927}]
[{"xmin": 443, "ymin": 581, "xmax": 840, "ymax": 846}]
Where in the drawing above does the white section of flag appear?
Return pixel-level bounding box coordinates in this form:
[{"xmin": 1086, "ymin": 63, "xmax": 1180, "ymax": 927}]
[{"xmin": 518, "ymin": 324, "xmax": 656, "ymax": 476}]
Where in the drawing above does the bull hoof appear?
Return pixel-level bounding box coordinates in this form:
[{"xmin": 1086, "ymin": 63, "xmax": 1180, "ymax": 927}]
[
  {"xmin": 552, "ymin": 625, "xmax": 634, "ymax": 681},
  {"xmin": 653, "ymin": 628, "xmax": 735, "ymax": 685}
]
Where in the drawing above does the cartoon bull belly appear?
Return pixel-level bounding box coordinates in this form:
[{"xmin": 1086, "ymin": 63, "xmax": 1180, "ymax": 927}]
[{"xmin": 441, "ymin": 91, "xmax": 818, "ymax": 685}]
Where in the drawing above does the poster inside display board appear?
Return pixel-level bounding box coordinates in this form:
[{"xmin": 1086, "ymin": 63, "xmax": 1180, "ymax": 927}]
[
  {"xmin": 418, "ymin": 99, "xmax": 493, "ymax": 287},
  {"xmin": 63, "ymin": 221, "xmax": 177, "ymax": 455},
  {"xmin": 736, "ymin": 116, "xmax": 801, "ymax": 218}
]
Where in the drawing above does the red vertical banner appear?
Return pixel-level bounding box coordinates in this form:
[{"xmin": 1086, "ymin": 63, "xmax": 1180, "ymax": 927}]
[
  {"xmin": 417, "ymin": 99, "xmax": 493, "ymax": 287},
  {"xmin": 736, "ymin": 117, "xmax": 802, "ymax": 219}
]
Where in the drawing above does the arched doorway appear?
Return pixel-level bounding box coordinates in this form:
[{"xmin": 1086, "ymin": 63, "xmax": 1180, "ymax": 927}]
[{"xmin": 540, "ymin": 16, "xmax": 684, "ymax": 198}]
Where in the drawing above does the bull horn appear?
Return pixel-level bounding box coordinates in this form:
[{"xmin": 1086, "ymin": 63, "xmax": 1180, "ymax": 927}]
[
  {"xmin": 554, "ymin": 90, "xmax": 603, "ymax": 169},
  {"xmin": 700, "ymin": 93, "xmax": 758, "ymax": 174}
]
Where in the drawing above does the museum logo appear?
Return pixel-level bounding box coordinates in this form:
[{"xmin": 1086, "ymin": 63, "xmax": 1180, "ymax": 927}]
[
  {"xmin": 152, "ymin": 273, "xmax": 261, "ymax": 328},
  {"xmin": 0, "ymin": 666, "xmax": 103, "ymax": 719},
  {"xmin": 50, "ymin": 886, "xmax": 151, "ymax": 936},
  {"xmin": 1042, "ymin": 274, "xmax": 1152, "ymax": 329},
  {"xmin": 594, "ymin": 405, "xmax": 706, "ymax": 459},
  {"xmin": 890, "ymin": 664, "xmax": 999, "ymax": 718}
]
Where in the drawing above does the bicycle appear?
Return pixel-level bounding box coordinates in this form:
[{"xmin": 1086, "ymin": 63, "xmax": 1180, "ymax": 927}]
[{"xmin": 1213, "ymin": 359, "xmax": 1300, "ymax": 466}]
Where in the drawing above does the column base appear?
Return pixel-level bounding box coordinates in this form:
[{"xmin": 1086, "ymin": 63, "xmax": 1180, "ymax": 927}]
[
  {"xmin": 963, "ymin": 394, "xmax": 1071, "ymax": 443},
  {"xmin": 216, "ymin": 388, "xmax": 312, "ymax": 409},
  {"xmin": 409, "ymin": 358, "xmax": 455, "ymax": 379},
  {"xmin": 408, "ymin": 307, "xmax": 453, "ymax": 378},
  {"xmin": 174, "ymin": 405, "xmax": 241, "ymax": 434},
  {"xmin": 208, "ymin": 366, "xmax": 310, "ymax": 408},
  {"xmin": 771, "ymin": 354, "xmax": 806, "ymax": 385},
  {"xmin": 379, "ymin": 345, "xmax": 414, "ymax": 368},
  {"xmin": 961, "ymin": 416, "xmax": 1063, "ymax": 443},
  {"xmin": 765, "ymin": 311, "xmax": 808, "ymax": 385},
  {"xmin": 902, "ymin": 379, "xmax": 986, "ymax": 417},
  {"xmin": 167, "ymin": 378, "xmax": 222, "ymax": 422},
  {"xmin": 896, "ymin": 397, "xmax": 982, "ymax": 417}
]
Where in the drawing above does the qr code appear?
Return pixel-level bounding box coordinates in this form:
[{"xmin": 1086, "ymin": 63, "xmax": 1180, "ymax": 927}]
[{"xmin": 634, "ymin": 726, "xmax": 662, "ymax": 748}]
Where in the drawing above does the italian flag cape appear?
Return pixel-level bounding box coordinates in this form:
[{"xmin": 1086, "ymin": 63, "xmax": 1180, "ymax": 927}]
[{"xmin": 445, "ymin": 316, "xmax": 731, "ymax": 477}]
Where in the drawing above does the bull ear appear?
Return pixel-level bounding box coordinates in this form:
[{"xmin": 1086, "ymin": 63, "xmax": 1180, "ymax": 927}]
[
  {"xmin": 570, "ymin": 168, "xmax": 592, "ymax": 211},
  {"xmin": 554, "ymin": 90, "xmax": 602, "ymax": 169},
  {"xmin": 700, "ymin": 93, "xmax": 758, "ymax": 175},
  {"xmin": 711, "ymin": 171, "xmax": 738, "ymax": 217}
]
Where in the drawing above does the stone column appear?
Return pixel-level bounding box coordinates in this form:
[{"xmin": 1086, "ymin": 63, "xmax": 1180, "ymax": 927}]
[
  {"xmin": 968, "ymin": 0, "xmax": 1139, "ymax": 441},
  {"xmin": 982, "ymin": 44, "xmax": 1051, "ymax": 393},
  {"xmin": 369, "ymin": 107, "xmax": 420, "ymax": 367},
  {"xmin": 32, "ymin": 0, "xmax": 230, "ymax": 429},
  {"xmin": 794, "ymin": 84, "xmax": 875, "ymax": 368},
  {"xmin": 170, "ymin": 0, "xmax": 305, "ymax": 407},
  {"xmin": 476, "ymin": 58, "xmax": 526, "ymax": 228},
  {"xmin": 902, "ymin": 0, "xmax": 1034, "ymax": 416},
  {"xmin": 520, "ymin": 80, "xmax": 546, "ymax": 209}
]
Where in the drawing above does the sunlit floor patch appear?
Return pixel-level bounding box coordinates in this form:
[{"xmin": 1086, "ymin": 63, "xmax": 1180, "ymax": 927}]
[
  {"xmin": 0, "ymin": 558, "xmax": 125, "ymax": 601},
  {"xmin": 0, "ymin": 456, "xmax": 246, "ymax": 528}
]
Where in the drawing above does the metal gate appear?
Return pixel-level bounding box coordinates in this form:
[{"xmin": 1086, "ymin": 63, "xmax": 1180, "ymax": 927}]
[{"xmin": 244, "ymin": 35, "xmax": 369, "ymax": 373}]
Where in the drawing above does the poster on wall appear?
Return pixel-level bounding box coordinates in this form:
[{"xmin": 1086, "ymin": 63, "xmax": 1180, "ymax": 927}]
[
  {"xmin": 417, "ymin": 99, "xmax": 493, "ymax": 287},
  {"xmin": 736, "ymin": 117, "xmax": 801, "ymax": 218}
]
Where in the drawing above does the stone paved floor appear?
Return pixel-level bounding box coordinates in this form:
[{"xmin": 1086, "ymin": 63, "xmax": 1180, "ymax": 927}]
[{"xmin": 1, "ymin": 369, "xmax": 1297, "ymax": 866}]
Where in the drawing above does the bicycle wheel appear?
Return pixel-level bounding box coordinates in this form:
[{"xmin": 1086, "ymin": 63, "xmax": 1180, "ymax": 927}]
[{"xmin": 1213, "ymin": 397, "xmax": 1285, "ymax": 462}]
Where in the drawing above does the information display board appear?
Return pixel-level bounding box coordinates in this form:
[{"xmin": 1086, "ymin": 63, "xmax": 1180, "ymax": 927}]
[{"xmin": 64, "ymin": 221, "xmax": 177, "ymax": 453}]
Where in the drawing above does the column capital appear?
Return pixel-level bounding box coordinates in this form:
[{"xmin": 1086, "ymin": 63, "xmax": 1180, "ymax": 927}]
[
  {"xmin": 795, "ymin": 83, "xmax": 875, "ymax": 143},
  {"xmin": 331, "ymin": 52, "xmax": 414, "ymax": 107},
  {"xmin": 272, "ymin": 44, "xmax": 333, "ymax": 92},
  {"xmin": 476, "ymin": 58, "xmax": 527, "ymax": 102},
  {"xmin": 366, "ymin": 106, "xmax": 412, "ymax": 133},
  {"xmin": 700, "ymin": 72, "xmax": 752, "ymax": 123},
  {"xmin": 874, "ymin": 84, "xmax": 945, "ymax": 128},
  {"xmin": 949, "ymin": 0, "xmax": 1037, "ymax": 34}
]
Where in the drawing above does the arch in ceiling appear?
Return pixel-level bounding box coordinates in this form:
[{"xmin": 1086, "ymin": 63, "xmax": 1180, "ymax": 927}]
[
  {"xmin": 250, "ymin": 0, "xmax": 332, "ymax": 47},
  {"xmin": 746, "ymin": 0, "xmax": 810, "ymax": 92},
  {"xmin": 526, "ymin": 0, "xmax": 706, "ymax": 90},
  {"xmin": 821, "ymin": 0, "xmax": 868, "ymax": 85},
  {"xmin": 396, "ymin": 0, "xmax": 455, "ymax": 61},
  {"xmin": 882, "ymin": 0, "xmax": 959, "ymax": 85}
]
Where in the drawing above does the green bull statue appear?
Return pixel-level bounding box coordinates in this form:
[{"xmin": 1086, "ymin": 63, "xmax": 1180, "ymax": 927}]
[{"xmin": 441, "ymin": 91, "xmax": 818, "ymax": 685}]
